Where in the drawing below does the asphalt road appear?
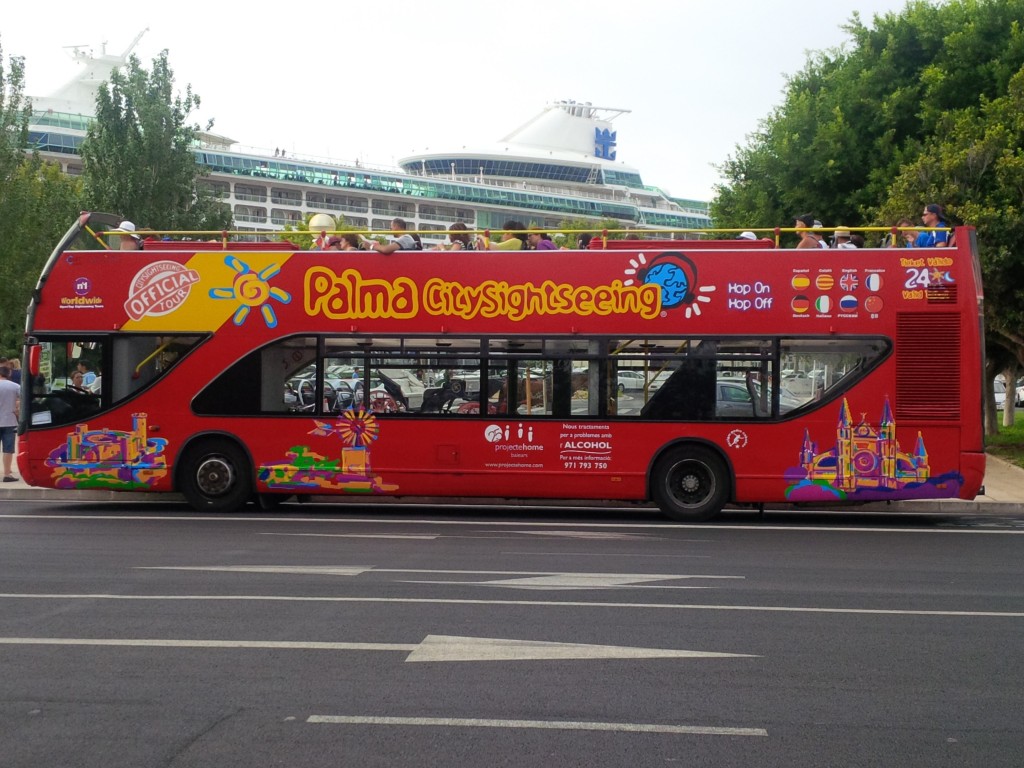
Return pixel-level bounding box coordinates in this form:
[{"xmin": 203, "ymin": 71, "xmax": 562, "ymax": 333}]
[{"xmin": 1, "ymin": 500, "xmax": 1023, "ymax": 767}]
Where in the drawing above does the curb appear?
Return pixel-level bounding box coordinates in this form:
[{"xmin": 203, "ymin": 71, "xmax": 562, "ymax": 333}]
[{"xmin": 2, "ymin": 486, "xmax": 1022, "ymax": 516}]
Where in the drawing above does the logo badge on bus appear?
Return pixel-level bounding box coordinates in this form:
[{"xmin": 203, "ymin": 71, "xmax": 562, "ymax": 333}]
[{"xmin": 124, "ymin": 261, "xmax": 201, "ymax": 321}]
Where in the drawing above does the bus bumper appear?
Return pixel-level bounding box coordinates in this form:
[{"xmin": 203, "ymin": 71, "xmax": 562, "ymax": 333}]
[{"xmin": 960, "ymin": 451, "xmax": 986, "ymax": 499}]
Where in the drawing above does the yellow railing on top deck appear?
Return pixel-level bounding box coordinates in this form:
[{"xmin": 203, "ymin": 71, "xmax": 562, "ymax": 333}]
[{"xmin": 80, "ymin": 225, "xmax": 955, "ymax": 250}]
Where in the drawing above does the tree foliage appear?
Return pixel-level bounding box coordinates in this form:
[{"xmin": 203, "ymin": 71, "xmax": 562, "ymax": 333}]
[
  {"xmin": 710, "ymin": 0, "xmax": 1024, "ymax": 431},
  {"xmin": 0, "ymin": 39, "xmax": 83, "ymax": 356},
  {"xmin": 79, "ymin": 50, "xmax": 231, "ymax": 232}
]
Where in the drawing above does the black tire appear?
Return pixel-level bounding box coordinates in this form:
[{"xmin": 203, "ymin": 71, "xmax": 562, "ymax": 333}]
[
  {"xmin": 651, "ymin": 446, "xmax": 729, "ymax": 522},
  {"xmin": 178, "ymin": 439, "xmax": 252, "ymax": 512},
  {"xmin": 256, "ymin": 493, "xmax": 291, "ymax": 510}
]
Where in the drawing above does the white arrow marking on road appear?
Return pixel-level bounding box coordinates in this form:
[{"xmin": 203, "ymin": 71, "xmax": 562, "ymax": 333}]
[
  {"xmin": 407, "ymin": 574, "xmax": 726, "ymax": 590},
  {"xmin": 139, "ymin": 566, "xmax": 744, "ymax": 587},
  {"xmin": 403, "ymin": 635, "xmax": 757, "ymax": 662},
  {"xmin": 0, "ymin": 635, "xmax": 756, "ymax": 663}
]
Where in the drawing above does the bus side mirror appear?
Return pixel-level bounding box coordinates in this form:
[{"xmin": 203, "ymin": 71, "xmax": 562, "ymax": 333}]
[{"xmin": 28, "ymin": 344, "xmax": 41, "ymax": 377}]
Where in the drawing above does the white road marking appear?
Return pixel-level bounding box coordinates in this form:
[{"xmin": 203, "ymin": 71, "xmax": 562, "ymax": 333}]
[
  {"xmin": 0, "ymin": 634, "xmax": 754, "ymax": 663},
  {"xmin": 138, "ymin": 565, "xmax": 373, "ymax": 576},
  {"xmin": 406, "ymin": 574, "xmax": 726, "ymax": 590},
  {"xmin": 138, "ymin": 566, "xmax": 742, "ymax": 580},
  {"xmin": 306, "ymin": 715, "xmax": 767, "ymax": 737},
  {"xmin": 262, "ymin": 533, "xmax": 440, "ymax": 540},
  {"xmin": 508, "ymin": 531, "xmax": 653, "ymax": 540},
  {"xmin": 404, "ymin": 581, "xmax": 711, "ymax": 591},
  {"xmin": 1, "ymin": 513, "xmax": 1020, "ymax": 534},
  {"xmin": 2, "ymin": 592, "xmax": 1022, "ymax": 617}
]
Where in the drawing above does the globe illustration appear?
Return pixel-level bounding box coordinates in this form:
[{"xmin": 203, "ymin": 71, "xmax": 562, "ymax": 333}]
[{"xmin": 644, "ymin": 260, "xmax": 691, "ymax": 309}]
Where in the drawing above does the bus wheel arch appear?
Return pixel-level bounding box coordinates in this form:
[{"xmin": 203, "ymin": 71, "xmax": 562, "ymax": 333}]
[
  {"xmin": 176, "ymin": 434, "xmax": 254, "ymax": 512},
  {"xmin": 648, "ymin": 441, "xmax": 732, "ymax": 522}
]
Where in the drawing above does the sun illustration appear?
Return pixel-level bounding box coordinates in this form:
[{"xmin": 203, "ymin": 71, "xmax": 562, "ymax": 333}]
[
  {"xmin": 310, "ymin": 409, "xmax": 381, "ymax": 448},
  {"xmin": 209, "ymin": 255, "xmax": 292, "ymax": 328}
]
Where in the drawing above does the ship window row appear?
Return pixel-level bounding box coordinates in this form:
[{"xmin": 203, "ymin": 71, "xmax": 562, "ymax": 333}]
[
  {"xmin": 409, "ymin": 159, "xmax": 597, "ymax": 185},
  {"xmin": 602, "ymin": 170, "xmax": 645, "ymax": 188},
  {"xmin": 29, "ymin": 131, "xmax": 82, "ymax": 154},
  {"xmin": 195, "ymin": 151, "xmax": 645, "ymax": 221},
  {"xmin": 29, "ymin": 112, "xmax": 92, "ymax": 131}
]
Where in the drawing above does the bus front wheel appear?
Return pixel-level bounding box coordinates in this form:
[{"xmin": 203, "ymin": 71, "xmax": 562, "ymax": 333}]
[
  {"xmin": 179, "ymin": 439, "xmax": 252, "ymax": 512},
  {"xmin": 651, "ymin": 446, "xmax": 729, "ymax": 522}
]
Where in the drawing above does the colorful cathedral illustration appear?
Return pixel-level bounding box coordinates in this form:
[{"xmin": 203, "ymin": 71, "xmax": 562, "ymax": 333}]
[{"xmin": 798, "ymin": 398, "xmax": 929, "ymax": 492}]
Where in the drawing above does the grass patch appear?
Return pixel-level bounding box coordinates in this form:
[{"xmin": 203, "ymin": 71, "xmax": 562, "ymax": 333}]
[{"xmin": 987, "ymin": 418, "xmax": 1024, "ymax": 470}]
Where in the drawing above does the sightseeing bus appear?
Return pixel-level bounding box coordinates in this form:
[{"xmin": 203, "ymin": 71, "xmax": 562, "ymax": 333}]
[{"xmin": 16, "ymin": 212, "xmax": 986, "ymax": 521}]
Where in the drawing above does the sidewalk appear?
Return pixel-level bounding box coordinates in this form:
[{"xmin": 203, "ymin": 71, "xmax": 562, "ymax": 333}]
[{"xmin": 2, "ymin": 455, "xmax": 1023, "ymax": 514}]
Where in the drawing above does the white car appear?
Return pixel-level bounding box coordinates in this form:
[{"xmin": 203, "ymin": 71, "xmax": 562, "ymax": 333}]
[
  {"xmin": 617, "ymin": 370, "xmax": 661, "ymax": 394},
  {"xmin": 994, "ymin": 379, "xmax": 1007, "ymax": 409}
]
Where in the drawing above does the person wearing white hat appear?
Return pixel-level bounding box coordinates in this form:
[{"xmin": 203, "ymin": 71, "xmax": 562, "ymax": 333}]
[
  {"xmin": 736, "ymin": 231, "xmax": 757, "ymax": 241},
  {"xmin": 832, "ymin": 228, "xmax": 857, "ymax": 249},
  {"xmin": 112, "ymin": 220, "xmax": 143, "ymax": 251}
]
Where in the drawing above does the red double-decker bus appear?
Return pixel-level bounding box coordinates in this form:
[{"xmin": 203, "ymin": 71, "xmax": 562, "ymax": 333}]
[{"xmin": 16, "ymin": 212, "xmax": 985, "ymax": 521}]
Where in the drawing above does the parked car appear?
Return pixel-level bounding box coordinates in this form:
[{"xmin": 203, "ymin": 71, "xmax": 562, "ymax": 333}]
[
  {"xmin": 617, "ymin": 370, "xmax": 661, "ymax": 394},
  {"xmin": 716, "ymin": 379, "xmax": 803, "ymax": 418},
  {"xmin": 994, "ymin": 379, "xmax": 1007, "ymax": 410}
]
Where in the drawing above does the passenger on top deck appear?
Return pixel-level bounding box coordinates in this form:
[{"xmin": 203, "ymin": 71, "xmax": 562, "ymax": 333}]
[
  {"xmin": 431, "ymin": 222, "xmax": 474, "ymax": 251},
  {"xmin": 811, "ymin": 220, "xmax": 829, "ymax": 248},
  {"xmin": 832, "ymin": 228, "xmax": 858, "ymax": 249},
  {"xmin": 915, "ymin": 204, "xmax": 950, "ymax": 247},
  {"xmin": 477, "ymin": 220, "xmax": 526, "ymax": 251},
  {"xmin": 793, "ymin": 214, "xmax": 818, "ymax": 249},
  {"xmin": 111, "ymin": 220, "xmax": 143, "ymax": 251},
  {"xmin": 360, "ymin": 218, "xmax": 421, "ymax": 254},
  {"xmin": 527, "ymin": 228, "xmax": 557, "ymax": 250},
  {"xmin": 882, "ymin": 218, "xmax": 916, "ymax": 248}
]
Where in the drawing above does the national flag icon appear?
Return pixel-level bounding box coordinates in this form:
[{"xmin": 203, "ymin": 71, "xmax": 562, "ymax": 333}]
[
  {"xmin": 791, "ymin": 295, "xmax": 810, "ymax": 313},
  {"xmin": 839, "ymin": 294, "xmax": 858, "ymax": 311},
  {"xmin": 865, "ymin": 273, "xmax": 882, "ymax": 291},
  {"xmin": 815, "ymin": 296, "xmax": 832, "ymax": 313},
  {"xmin": 839, "ymin": 273, "xmax": 859, "ymax": 291},
  {"xmin": 815, "ymin": 274, "xmax": 835, "ymax": 290},
  {"xmin": 864, "ymin": 295, "xmax": 884, "ymax": 313},
  {"xmin": 792, "ymin": 274, "xmax": 811, "ymax": 290}
]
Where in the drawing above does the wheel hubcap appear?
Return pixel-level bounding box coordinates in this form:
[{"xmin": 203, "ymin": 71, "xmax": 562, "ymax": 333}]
[{"xmin": 196, "ymin": 456, "xmax": 234, "ymax": 497}]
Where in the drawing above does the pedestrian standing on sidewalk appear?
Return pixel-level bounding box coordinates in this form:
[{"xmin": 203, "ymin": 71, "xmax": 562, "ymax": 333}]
[{"xmin": 0, "ymin": 365, "xmax": 20, "ymax": 481}]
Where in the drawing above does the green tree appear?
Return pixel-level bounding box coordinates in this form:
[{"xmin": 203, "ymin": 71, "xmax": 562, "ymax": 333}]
[
  {"xmin": 0, "ymin": 39, "xmax": 83, "ymax": 355},
  {"xmin": 712, "ymin": 0, "xmax": 1024, "ymax": 233},
  {"xmin": 79, "ymin": 50, "xmax": 231, "ymax": 232},
  {"xmin": 710, "ymin": 0, "xmax": 1024, "ymax": 433}
]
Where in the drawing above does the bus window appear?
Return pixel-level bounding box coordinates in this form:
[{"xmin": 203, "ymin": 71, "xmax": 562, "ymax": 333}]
[
  {"xmin": 779, "ymin": 338, "xmax": 888, "ymax": 410},
  {"xmin": 194, "ymin": 336, "xmax": 316, "ymax": 416}
]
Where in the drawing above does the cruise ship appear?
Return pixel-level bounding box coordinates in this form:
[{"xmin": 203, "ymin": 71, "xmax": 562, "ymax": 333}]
[{"xmin": 28, "ymin": 34, "xmax": 711, "ymax": 244}]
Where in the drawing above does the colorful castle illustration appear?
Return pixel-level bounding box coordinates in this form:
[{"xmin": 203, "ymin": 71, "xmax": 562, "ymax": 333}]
[
  {"xmin": 47, "ymin": 413, "xmax": 168, "ymax": 489},
  {"xmin": 798, "ymin": 398, "xmax": 930, "ymax": 491}
]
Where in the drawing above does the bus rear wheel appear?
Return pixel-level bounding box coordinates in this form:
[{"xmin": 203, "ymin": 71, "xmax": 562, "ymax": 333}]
[
  {"xmin": 179, "ymin": 439, "xmax": 252, "ymax": 512},
  {"xmin": 651, "ymin": 446, "xmax": 729, "ymax": 522}
]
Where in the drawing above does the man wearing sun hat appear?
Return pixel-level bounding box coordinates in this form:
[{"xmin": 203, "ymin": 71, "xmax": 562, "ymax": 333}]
[{"xmin": 111, "ymin": 220, "xmax": 143, "ymax": 251}]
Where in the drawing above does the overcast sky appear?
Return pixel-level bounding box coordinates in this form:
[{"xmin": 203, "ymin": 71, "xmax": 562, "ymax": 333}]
[{"xmin": 6, "ymin": 0, "xmax": 915, "ymax": 200}]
